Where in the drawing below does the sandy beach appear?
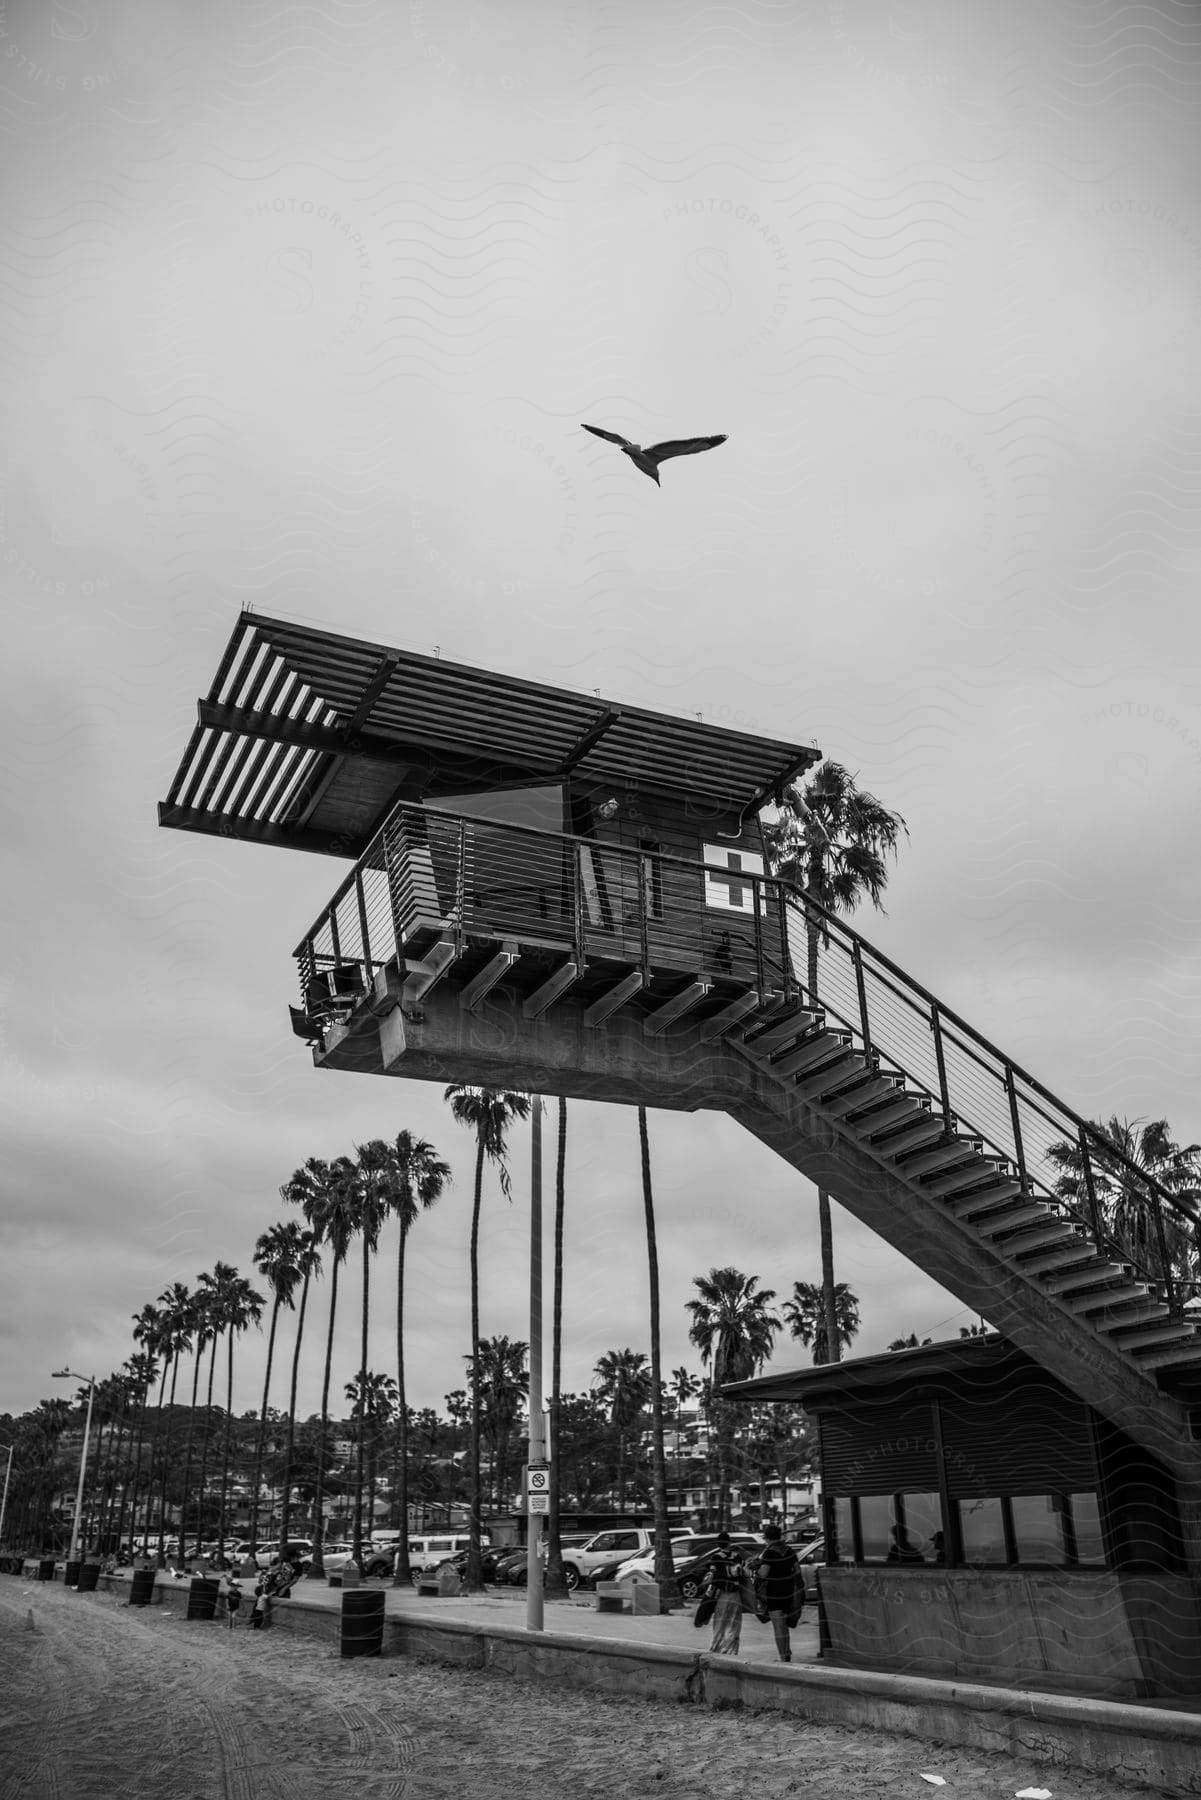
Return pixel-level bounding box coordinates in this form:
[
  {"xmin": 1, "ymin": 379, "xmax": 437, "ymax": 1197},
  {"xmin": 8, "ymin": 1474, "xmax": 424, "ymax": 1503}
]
[{"xmin": 1, "ymin": 1579, "xmax": 1130, "ymax": 1800}]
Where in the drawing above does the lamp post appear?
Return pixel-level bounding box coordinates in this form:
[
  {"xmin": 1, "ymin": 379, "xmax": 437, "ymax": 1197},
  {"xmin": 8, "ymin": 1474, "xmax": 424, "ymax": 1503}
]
[
  {"xmin": 0, "ymin": 1441, "xmax": 14, "ymax": 1548},
  {"xmin": 52, "ymin": 1369, "xmax": 96, "ymax": 1570}
]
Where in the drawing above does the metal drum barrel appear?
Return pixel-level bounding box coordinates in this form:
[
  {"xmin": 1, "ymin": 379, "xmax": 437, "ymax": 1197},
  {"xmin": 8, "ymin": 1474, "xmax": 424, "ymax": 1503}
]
[
  {"xmin": 64, "ymin": 1561, "xmax": 81, "ymax": 1587},
  {"xmin": 38, "ymin": 1559, "xmax": 56, "ymax": 1582},
  {"xmin": 340, "ymin": 1589, "xmax": 385, "ymax": 1658},
  {"xmin": 77, "ymin": 1562, "xmax": 100, "ymax": 1593},
  {"xmin": 129, "ymin": 1567, "xmax": 157, "ymax": 1606},
  {"xmin": 186, "ymin": 1577, "xmax": 219, "ymax": 1621}
]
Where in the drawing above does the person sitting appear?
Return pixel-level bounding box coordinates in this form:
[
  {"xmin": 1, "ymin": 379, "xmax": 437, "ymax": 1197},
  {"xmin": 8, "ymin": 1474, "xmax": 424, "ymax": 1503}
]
[{"xmin": 886, "ymin": 1525, "xmax": 925, "ymax": 1564}]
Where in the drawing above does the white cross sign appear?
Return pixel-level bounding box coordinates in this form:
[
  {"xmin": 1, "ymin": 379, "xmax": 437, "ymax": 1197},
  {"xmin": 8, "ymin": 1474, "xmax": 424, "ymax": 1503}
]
[{"xmin": 703, "ymin": 844, "xmax": 765, "ymax": 913}]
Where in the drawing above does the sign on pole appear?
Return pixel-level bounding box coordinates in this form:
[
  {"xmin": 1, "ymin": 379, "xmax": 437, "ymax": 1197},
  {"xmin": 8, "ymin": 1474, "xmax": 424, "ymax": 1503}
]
[
  {"xmin": 526, "ymin": 1468, "xmax": 550, "ymax": 1497},
  {"xmin": 528, "ymin": 1493, "xmax": 549, "ymax": 1514}
]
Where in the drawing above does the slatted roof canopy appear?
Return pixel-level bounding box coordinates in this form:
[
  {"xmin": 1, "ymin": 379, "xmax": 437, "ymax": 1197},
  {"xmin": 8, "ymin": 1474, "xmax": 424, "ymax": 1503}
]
[{"xmin": 159, "ymin": 610, "xmax": 820, "ymax": 858}]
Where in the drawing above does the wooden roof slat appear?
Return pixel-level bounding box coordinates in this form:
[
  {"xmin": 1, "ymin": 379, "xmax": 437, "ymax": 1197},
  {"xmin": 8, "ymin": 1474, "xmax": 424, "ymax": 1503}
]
[{"xmin": 161, "ymin": 610, "xmax": 821, "ymax": 858}]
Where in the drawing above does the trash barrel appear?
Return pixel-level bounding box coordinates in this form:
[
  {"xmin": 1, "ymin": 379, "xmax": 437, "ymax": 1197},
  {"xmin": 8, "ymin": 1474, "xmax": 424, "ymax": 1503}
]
[
  {"xmin": 340, "ymin": 1588, "xmax": 385, "ymax": 1658},
  {"xmin": 38, "ymin": 1559, "xmax": 56, "ymax": 1582},
  {"xmin": 186, "ymin": 1577, "xmax": 219, "ymax": 1621},
  {"xmin": 77, "ymin": 1562, "xmax": 100, "ymax": 1593},
  {"xmin": 130, "ymin": 1567, "xmax": 156, "ymax": 1606},
  {"xmin": 64, "ymin": 1560, "xmax": 81, "ymax": 1587}
]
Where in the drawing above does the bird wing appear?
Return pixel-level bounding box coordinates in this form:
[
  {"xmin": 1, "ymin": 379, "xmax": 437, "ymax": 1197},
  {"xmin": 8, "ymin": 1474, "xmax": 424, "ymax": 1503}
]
[
  {"xmin": 644, "ymin": 434, "xmax": 728, "ymax": 463},
  {"xmin": 581, "ymin": 423, "xmax": 636, "ymax": 448}
]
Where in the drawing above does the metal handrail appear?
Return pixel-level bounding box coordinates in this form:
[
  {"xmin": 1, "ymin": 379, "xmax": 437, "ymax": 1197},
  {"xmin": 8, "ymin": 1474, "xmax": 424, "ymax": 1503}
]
[{"xmin": 292, "ymin": 801, "xmax": 1199, "ymax": 1302}]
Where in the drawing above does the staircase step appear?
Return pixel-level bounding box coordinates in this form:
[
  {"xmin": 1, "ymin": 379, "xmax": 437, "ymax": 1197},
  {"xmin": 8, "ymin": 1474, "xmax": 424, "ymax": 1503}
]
[
  {"xmin": 1041, "ymin": 1261, "xmax": 1136, "ymax": 1295},
  {"xmin": 791, "ymin": 1058, "xmax": 887, "ymax": 1104},
  {"xmin": 1109, "ymin": 1320, "xmax": 1201, "ymax": 1352},
  {"xmin": 870, "ymin": 1114, "xmax": 947, "ymax": 1155},
  {"xmin": 1065, "ymin": 1280, "xmax": 1154, "ymax": 1316},
  {"xmin": 695, "ymin": 990, "xmax": 765, "ymax": 1040},
  {"xmin": 902, "ymin": 1140, "xmax": 984, "ymax": 1177},
  {"xmin": 460, "ymin": 948, "xmax": 517, "ymax": 1013},
  {"xmin": 1091, "ymin": 1302, "xmax": 1172, "ymax": 1331},
  {"xmin": 522, "ymin": 960, "xmax": 583, "ymax": 1020},
  {"xmin": 946, "ymin": 1181, "xmax": 1025, "ymax": 1219},
  {"xmin": 1014, "ymin": 1240, "xmax": 1099, "ymax": 1276},
  {"xmin": 772, "ymin": 1033, "xmax": 855, "ymax": 1078},
  {"xmin": 820, "ymin": 1076, "xmax": 907, "ymax": 1118},
  {"xmin": 849, "ymin": 1093, "xmax": 930, "ymax": 1133},
  {"xmin": 976, "ymin": 1202, "xmax": 1057, "ymax": 1238},
  {"xmin": 643, "ymin": 980, "xmax": 712, "ymax": 1036},
  {"xmin": 999, "ymin": 1222, "xmax": 1079, "ymax": 1255},
  {"xmin": 744, "ymin": 1007, "xmax": 824, "ymax": 1053},
  {"xmin": 923, "ymin": 1161, "xmax": 1009, "ymax": 1198},
  {"xmin": 1129, "ymin": 1339, "xmax": 1201, "ymax": 1370}
]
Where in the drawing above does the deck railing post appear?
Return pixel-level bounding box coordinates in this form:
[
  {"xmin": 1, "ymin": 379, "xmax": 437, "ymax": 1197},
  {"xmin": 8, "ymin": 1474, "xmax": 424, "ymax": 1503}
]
[
  {"xmin": 1150, "ymin": 1188, "xmax": 1179, "ymax": 1316},
  {"xmin": 355, "ymin": 870, "xmax": 372, "ymax": 979},
  {"xmin": 638, "ymin": 852, "xmax": 650, "ymax": 974},
  {"xmin": 852, "ymin": 938, "xmax": 872, "ymax": 1063},
  {"xmin": 328, "ymin": 903, "xmax": 341, "ymax": 966},
  {"xmin": 778, "ymin": 885, "xmax": 794, "ymax": 1001},
  {"xmin": 931, "ymin": 1003, "xmax": 952, "ymax": 1133},
  {"xmin": 454, "ymin": 817, "xmax": 467, "ymax": 953},
  {"xmin": 1005, "ymin": 1066, "xmax": 1028, "ymax": 1192},
  {"xmin": 753, "ymin": 874, "xmax": 765, "ymax": 995},
  {"xmin": 572, "ymin": 843, "xmax": 586, "ymax": 967},
  {"xmin": 1078, "ymin": 1131, "xmax": 1106, "ymax": 1255}
]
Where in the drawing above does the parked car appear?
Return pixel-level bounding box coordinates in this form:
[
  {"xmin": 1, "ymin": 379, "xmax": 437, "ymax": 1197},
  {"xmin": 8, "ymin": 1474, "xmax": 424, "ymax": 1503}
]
[
  {"xmin": 362, "ymin": 1533, "xmax": 491, "ymax": 1579},
  {"xmin": 603, "ymin": 1532, "xmax": 763, "ymax": 1590},
  {"xmin": 792, "ymin": 1535, "xmax": 826, "ymax": 1601},
  {"xmin": 320, "ymin": 1542, "xmax": 359, "ymax": 1573},
  {"xmin": 558, "ymin": 1527, "xmax": 692, "ymax": 1593}
]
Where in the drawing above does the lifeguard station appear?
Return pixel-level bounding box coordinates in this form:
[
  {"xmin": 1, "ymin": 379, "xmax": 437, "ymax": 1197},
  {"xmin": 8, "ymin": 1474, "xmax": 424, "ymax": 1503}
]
[{"xmin": 162, "ymin": 610, "xmax": 1201, "ymax": 1694}]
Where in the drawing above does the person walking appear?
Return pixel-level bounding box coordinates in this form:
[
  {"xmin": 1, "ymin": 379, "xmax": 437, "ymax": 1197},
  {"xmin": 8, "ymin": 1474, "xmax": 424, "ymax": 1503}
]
[
  {"xmin": 704, "ymin": 1532, "xmax": 746, "ymax": 1658},
  {"xmin": 754, "ymin": 1523, "xmax": 801, "ymax": 1663}
]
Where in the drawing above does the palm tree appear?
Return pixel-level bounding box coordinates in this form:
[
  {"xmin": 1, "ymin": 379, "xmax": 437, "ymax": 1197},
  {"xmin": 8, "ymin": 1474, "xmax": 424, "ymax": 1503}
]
[
  {"xmin": 250, "ymin": 1221, "xmax": 308, "ymax": 1553},
  {"xmin": 784, "ymin": 1279, "xmax": 861, "ymax": 1365},
  {"xmin": 189, "ymin": 1264, "xmax": 242, "ymax": 1558},
  {"xmin": 385, "ymin": 1130, "xmax": 451, "ymax": 1583},
  {"xmin": 593, "ymin": 1348, "xmax": 652, "ymax": 1513},
  {"xmin": 638, "ymin": 1106, "xmax": 681, "ymax": 1605},
  {"xmin": 348, "ymin": 1140, "xmax": 401, "ymax": 1564},
  {"xmin": 283, "ymin": 1154, "xmax": 357, "ymax": 1576},
  {"xmin": 145, "ymin": 1284, "xmax": 193, "ymax": 1564},
  {"xmin": 345, "ymin": 1369, "xmax": 398, "ymax": 1543},
  {"xmin": 1046, "ymin": 1116, "xmax": 1201, "ymax": 1291},
  {"xmin": 444, "ymin": 1084, "xmax": 531, "ymax": 1590},
  {"xmin": 468, "ymin": 1335, "xmax": 529, "ymax": 1511},
  {"xmin": 545, "ymin": 1096, "xmax": 569, "ymax": 1599},
  {"xmin": 176, "ymin": 1285, "xmax": 216, "ymax": 1563},
  {"xmin": 686, "ymin": 1268, "xmax": 780, "ymax": 1528},
  {"xmin": 215, "ymin": 1270, "xmax": 264, "ymax": 1565},
  {"xmin": 669, "ymin": 1367, "xmax": 701, "ymax": 1423},
  {"xmin": 115, "ymin": 1351, "xmax": 158, "ymax": 1556},
  {"xmin": 766, "ymin": 762, "xmax": 906, "ymax": 1365}
]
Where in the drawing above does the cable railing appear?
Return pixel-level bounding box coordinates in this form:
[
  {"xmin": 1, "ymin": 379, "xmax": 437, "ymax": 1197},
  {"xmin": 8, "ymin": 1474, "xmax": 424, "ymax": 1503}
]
[{"xmin": 293, "ymin": 802, "xmax": 1200, "ymax": 1313}]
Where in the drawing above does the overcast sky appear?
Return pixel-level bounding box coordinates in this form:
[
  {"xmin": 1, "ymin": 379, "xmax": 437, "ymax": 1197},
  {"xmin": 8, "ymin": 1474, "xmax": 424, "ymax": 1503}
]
[{"xmin": 2, "ymin": 1, "xmax": 1200, "ymax": 1430}]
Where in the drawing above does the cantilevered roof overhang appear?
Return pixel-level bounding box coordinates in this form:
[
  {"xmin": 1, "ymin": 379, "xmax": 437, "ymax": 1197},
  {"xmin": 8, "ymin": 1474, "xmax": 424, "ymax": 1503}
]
[
  {"xmin": 158, "ymin": 610, "xmax": 821, "ymax": 859},
  {"xmin": 721, "ymin": 1334, "xmax": 1011, "ymax": 1407}
]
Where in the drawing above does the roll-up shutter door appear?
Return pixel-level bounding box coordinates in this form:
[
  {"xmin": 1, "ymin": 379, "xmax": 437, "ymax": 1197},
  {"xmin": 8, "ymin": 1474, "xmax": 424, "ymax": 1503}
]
[
  {"xmin": 939, "ymin": 1391, "xmax": 1096, "ymax": 1496},
  {"xmin": 818, "ymin": 1403, "xmax": 938, "ymax": 1494}
]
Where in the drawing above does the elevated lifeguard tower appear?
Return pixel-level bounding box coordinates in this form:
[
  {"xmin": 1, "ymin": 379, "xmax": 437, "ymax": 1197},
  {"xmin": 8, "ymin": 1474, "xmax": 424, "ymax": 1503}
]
[{"xmin": 161, "ymin": 611, "xmax": 1201, "ymax": 1608}]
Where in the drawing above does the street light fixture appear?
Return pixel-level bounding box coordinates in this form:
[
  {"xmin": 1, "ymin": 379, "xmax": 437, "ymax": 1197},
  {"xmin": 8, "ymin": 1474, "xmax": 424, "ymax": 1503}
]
[{"xmin": 52, "ymin": 1368, "xmax": 96, "ymax": 1572}]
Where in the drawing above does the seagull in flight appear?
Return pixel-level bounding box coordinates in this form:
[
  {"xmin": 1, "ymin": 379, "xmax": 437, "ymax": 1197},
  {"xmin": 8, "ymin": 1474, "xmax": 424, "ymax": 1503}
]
[{"xmin": 580, "ymin": 424, "xmax": 728, "ymax": 485}]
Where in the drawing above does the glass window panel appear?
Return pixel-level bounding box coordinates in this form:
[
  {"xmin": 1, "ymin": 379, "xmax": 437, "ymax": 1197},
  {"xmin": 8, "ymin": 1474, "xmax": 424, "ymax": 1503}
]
[
  {"xmin": 858, "ymin": 1494, "xmax": 892, "ymax": 1562},
  {"xmin": 958, "ymin": 1497, "xmax": 1008, "ymax": 1565},
  {"xmin": 892, "ymin": 1493, "xmax": 943, "ymax": 1563},
  {"xmin": 831, "ymin": 1497, "xmax": 853, "ymax": 1564},
  {"xmin": 1010, "ymin": 1495, "xmax": 1065, "ymax": 1565},
  {"xmin": 1070, "ymin": 1492, "xmax": 1106, "ymax": 1566}
]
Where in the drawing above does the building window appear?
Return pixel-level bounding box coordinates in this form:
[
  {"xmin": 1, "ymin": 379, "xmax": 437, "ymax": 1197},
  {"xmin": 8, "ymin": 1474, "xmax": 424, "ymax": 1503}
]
[
  {"xmin": 957, "ymin": 1497, "xmax": 1008, "ymax": 1565},
  {"xmin": 1066, "ymin": 1492, "xmax": 1105, "ymax": 1566},
  {"xmin": 639, "ymin": 840, "xmax": 663, "ymax": 918},
  {"xmin": 891, "ymin": 1493, "xmax": 942, "ymax": 1562},
  {"xmin": 831, "ymin": 1496, "xmax": 853, "ymax": 1564},
  {"xmin": 1009, "ymin": 1494, "xmax": 1067, "ymax": 1565}
]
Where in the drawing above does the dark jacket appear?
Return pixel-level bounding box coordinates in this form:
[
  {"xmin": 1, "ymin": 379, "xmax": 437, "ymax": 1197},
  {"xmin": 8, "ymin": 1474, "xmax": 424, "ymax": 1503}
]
[
  {"xmin": 756, "ymin": 1541, "xmax": 800, "ymax": 1609},
  {"xmin": 705, "ymin": 1546, "xmax": 745, "ymax": 1593}
]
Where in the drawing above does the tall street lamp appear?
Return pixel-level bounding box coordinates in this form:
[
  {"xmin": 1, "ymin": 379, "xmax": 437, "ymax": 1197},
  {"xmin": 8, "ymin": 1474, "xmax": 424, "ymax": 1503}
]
[
  {"xmin": 52, "ymin": 1369, "xmax": 96, "ymax": 1570},
  {"xmin": 0, "ymin": 1441, "xmax": 14, "ymax": 1548}
]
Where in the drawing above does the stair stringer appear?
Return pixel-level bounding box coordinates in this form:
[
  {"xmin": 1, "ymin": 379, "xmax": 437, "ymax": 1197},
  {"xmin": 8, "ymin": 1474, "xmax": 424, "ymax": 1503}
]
[{"xmin": 314, "ymin": 967, "xmax": 1201, "ymax": 1564}]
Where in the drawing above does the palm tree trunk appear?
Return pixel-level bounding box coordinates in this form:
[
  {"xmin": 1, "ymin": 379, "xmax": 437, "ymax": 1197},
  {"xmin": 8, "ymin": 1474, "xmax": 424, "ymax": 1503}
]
[
  {"xmin": 466, "ymin": 1137, "xmax": 486, "ymax": 1591},
  {"xmin": 217, "ymin": 1329, "xmax": 237, "ymax": 1565},
  {"xmin": 175, "ymin": 1347, "xmax": 204, "ymax": 1565},
  {"xmin": 394, "ymin": 1223, "xmax": 411, "ymax": 1584},
  {"xmin": 353, "ymin": 1231, "xmax": 370, "ymax": 1565},
  {"xmin": 639, "ymin": 1106, "xmax": 680, "ymax": 1605},
  {"xmin": 807, "ymin": 919, "xmax": 841, "ymax": 1366},
  {"xmin": 250, "ymin": 1294, "xmax": 281, "ymax": 1553},
  {"xmin": 308, "ymin": 1259, "xmax": 341, "ymax": 1579},
  {"xmin": 544, "ymin": 1097, "xmax": 568, "ymax": 1598},
  {"xmin": 194, "ymin": 1333, "xmax": 220, "ymax": 1559},
  {"xmin": 155, "ymin": 1353, "xmax": 181, "ymax": 1565},
  {"xmin": 279, "ymin": 1271, "xmax": 310, "ymax": 1551}
]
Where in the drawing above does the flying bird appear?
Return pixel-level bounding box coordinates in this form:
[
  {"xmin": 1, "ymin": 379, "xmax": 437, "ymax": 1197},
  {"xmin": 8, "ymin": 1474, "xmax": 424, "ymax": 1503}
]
[{"xmin": 580, "ymin": 423, "xmax": 728, "ymax": 485}]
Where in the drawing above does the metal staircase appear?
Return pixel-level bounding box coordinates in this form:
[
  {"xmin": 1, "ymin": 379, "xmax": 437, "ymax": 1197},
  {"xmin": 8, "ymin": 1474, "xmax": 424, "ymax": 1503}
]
[{"xmin": 292, "ymin": 801, "xmax": 1201, "ymax": 1433}]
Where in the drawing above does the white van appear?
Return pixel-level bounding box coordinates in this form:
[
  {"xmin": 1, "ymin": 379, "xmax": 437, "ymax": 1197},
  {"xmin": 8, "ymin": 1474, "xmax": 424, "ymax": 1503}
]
[{"xmin": 362, "ymin": 1532, "xmax": 488, "ymax": 1578}]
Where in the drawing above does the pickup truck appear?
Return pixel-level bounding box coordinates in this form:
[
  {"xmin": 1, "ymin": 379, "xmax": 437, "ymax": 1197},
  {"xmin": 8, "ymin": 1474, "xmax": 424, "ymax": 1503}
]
[{"xmin": 559, "ymin": 1527, "xmax": 689, "ymax": 1592}]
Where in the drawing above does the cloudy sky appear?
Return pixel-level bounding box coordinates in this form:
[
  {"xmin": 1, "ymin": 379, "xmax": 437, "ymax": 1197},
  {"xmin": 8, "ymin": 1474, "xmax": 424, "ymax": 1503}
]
[{"xmin": 3, "ymin": 0, "xmax": 1200, "ymax": 1430}]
